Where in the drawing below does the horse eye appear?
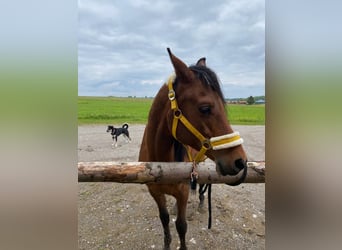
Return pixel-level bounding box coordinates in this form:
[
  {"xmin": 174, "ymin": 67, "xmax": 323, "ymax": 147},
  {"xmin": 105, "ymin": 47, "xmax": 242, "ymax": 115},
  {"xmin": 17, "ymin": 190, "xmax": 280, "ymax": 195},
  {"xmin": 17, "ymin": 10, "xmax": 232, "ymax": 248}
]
[{"xmin": 199, "ymin": 105, "xmax": 211, "ymax": 115}]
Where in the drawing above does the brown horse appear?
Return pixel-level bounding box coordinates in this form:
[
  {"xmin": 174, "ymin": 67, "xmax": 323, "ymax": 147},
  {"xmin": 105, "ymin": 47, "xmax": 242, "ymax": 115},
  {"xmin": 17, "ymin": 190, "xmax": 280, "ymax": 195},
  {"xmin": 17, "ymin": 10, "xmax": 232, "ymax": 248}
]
[{"xmin": 139, "ymin": 48, "xmax": 248, "ymax": 250}]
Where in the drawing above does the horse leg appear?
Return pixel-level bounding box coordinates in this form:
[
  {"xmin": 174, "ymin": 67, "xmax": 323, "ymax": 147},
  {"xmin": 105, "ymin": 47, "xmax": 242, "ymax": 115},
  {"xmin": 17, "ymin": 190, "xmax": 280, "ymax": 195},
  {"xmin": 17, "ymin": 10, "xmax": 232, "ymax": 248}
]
[
  {"xmin": 149, "ymin": 190, "xmax": 172, "ymax": 250},
  {"xmin": 175, "ymin": 186, "xmax": 189, "ymax": 250}
]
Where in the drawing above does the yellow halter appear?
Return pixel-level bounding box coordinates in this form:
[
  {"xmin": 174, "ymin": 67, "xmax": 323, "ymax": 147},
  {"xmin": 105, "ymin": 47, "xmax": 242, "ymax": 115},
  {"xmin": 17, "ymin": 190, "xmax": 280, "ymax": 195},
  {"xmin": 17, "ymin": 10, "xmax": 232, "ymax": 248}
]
[{"xmin": 167, "ymin": 75, "xmax": 243, "ymax": 163}]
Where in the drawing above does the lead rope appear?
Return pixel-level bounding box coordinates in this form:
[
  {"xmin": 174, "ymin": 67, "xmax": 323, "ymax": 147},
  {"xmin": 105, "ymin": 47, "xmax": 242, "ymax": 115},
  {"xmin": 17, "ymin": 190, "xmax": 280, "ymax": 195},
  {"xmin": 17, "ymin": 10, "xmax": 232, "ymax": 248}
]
[
  {"xmin": 187, "ymin": 147, "xmax": 212, "ymax": 229},
  {"xmin": 190, "ymin": 161, "xmax": 198, "ymax": 191}
]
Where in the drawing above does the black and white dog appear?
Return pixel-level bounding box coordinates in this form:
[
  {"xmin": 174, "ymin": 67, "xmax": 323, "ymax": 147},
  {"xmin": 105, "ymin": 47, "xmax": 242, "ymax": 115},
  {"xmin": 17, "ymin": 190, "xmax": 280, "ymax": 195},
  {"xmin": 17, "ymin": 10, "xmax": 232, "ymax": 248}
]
[{"xmin": 106, "ymin": 123, "xmax": 131, "ymax": 147}]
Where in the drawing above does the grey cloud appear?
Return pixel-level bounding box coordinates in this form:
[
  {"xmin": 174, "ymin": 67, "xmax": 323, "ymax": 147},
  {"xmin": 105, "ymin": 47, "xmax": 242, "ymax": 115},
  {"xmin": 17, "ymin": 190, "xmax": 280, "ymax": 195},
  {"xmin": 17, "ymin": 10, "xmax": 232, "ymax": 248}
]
[{"xmin": 78, "ymin": 0, "xmax": 264, "ymax": 98}]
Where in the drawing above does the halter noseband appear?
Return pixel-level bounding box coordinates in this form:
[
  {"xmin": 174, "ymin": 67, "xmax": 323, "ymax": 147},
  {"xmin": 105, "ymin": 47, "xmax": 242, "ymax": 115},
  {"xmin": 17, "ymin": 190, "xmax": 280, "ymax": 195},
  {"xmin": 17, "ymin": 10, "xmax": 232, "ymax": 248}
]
[{"xmin": 167, "ymin": 75, "xmax": 244, "ymax": 163}]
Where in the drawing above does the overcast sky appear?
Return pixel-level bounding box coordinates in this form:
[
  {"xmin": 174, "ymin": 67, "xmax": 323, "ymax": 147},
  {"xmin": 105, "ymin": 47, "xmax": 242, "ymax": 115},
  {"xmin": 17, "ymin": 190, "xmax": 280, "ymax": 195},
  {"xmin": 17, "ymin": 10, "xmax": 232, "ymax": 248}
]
[{"xmin": 78, "ymin": 0, "xmax": 264, "ymax": 98}]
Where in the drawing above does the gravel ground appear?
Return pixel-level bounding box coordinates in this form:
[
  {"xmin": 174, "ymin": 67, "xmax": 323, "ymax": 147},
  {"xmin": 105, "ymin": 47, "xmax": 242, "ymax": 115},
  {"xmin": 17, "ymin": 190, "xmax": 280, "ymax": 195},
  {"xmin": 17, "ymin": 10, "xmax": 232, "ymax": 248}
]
[{"xmin": 78, "ymin": 125, "xmax": 265, "ymax": 250}]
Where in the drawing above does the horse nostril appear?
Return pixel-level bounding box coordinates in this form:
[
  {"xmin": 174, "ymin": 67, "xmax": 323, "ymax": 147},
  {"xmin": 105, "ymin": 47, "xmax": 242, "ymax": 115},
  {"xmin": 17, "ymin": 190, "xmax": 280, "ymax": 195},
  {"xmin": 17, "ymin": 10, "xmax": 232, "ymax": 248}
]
[
  {"xmin": 218, "ymin": 161, "xmax": 232, "ymax": 176},
  {"xmin": 235, "ymin": 159, "xmax": 246, "ymax": 171},
  {"xmin": 218, "ymin": 159, "xmax": 246, "ymax": 176}
]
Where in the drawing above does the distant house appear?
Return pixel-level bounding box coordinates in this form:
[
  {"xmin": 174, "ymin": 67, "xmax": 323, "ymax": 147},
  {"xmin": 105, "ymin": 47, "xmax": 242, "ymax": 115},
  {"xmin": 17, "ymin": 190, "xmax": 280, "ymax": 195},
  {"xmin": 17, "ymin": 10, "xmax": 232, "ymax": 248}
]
[
  {"xmin": 226, "ymin": 100, "xmax": 247, "ymax": 104},
  {"xmin": 255, "ymin": 99, "xmax": 265, "ymax": 104},
  {"xmin": 226, "ymin": 100, "xmax": 237, "ymax": 104}
]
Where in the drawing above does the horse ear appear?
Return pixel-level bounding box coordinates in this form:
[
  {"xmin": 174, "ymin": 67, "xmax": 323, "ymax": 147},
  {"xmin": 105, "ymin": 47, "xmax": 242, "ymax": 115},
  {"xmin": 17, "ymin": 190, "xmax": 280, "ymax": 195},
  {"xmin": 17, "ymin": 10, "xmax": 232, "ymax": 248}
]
[
  {"xmin": 167, "ymin": 48, "xmax": 194, "ymax": 82},
  {"xmin": 196, "ymin": 57, "xmax": 206, "ymax": 67}
]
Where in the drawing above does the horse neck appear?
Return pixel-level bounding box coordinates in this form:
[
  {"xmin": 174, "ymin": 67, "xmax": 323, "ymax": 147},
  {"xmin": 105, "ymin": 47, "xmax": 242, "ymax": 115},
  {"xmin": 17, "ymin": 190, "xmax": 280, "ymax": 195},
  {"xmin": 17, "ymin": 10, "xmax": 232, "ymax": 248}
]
[{"xmin": 146, "ymin": 84, "xmax": 176, "ymax": 162}]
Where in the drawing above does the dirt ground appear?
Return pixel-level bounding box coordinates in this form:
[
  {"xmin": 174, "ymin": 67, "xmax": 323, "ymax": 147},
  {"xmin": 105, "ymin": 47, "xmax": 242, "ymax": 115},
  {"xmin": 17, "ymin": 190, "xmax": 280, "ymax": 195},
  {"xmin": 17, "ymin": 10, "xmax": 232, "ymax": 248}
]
[{"xmin": 78, "ymin": 125, "xmax": 265, "ymax": 250}]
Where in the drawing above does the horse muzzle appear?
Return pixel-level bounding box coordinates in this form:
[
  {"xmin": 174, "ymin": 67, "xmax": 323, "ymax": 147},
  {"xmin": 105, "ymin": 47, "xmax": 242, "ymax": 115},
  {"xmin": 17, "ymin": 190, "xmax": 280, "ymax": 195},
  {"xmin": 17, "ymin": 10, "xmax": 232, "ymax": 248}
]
[
  {"xmin": 217, "ymin": 158, "xmax": 248, "ymax": 186},
  {"xmin": 217, "ymin": 158, "xmax": 245, "ymax": 175}
]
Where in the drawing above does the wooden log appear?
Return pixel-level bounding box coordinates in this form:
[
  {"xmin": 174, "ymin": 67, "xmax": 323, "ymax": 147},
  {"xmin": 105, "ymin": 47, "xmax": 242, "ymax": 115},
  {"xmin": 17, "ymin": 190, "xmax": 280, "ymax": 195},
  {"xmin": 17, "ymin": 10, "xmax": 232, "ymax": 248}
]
[{"xmin": 78, "ymin": 161, "xmax": 265, "ymax": 184}]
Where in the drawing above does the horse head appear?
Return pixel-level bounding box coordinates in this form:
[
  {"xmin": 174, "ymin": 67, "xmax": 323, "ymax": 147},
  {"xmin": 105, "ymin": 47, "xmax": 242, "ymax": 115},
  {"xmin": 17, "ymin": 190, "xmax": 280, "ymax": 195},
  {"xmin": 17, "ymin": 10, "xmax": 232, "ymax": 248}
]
[{"xmin": 166, "ymin": 48, "xmax": 248, "ymax": 184}]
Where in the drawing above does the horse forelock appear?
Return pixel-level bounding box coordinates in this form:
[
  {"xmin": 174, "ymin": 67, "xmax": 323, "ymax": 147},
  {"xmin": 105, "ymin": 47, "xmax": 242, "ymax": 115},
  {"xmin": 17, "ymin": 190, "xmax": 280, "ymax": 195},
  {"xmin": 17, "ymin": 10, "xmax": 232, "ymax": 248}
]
[
  {"xmin": 172, "ymin": 65, "xmax": 225, "ymax": 104},
  {"xmin": 189, "ymin": 65, "xmax": 225, "ymax": 103}
]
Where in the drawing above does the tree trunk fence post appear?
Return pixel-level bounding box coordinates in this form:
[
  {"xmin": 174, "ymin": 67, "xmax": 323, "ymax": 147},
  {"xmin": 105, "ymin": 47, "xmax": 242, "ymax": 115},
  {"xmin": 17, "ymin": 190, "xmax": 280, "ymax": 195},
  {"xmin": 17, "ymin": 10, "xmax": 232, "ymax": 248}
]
[{"xmin": 78, "ymin": 161, "xmax": 265, "ymax": 184}]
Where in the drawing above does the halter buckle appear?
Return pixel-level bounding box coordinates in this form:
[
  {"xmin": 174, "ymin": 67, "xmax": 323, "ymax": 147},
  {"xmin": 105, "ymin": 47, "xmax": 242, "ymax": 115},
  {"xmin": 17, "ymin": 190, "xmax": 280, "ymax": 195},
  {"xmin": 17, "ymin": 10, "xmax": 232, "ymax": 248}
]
[
  {"xmin": 202, "ymin": 139, "xmax": 212, "ymax": 150},
  {"xmin": 168, "ymin": 90, "xmax": 176, "ymax": 101},
  {"xmin": 174, "ymin": 109, "xmax": 182, "ymax": 118}
]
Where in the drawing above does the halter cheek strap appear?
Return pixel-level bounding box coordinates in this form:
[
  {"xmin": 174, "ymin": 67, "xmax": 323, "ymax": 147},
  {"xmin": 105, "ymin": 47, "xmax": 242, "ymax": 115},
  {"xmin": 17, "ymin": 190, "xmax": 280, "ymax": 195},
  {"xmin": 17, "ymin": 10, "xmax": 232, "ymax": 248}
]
[{"xmin": 167, "ymin": 75, "xmax": 243, "ymax": 163}]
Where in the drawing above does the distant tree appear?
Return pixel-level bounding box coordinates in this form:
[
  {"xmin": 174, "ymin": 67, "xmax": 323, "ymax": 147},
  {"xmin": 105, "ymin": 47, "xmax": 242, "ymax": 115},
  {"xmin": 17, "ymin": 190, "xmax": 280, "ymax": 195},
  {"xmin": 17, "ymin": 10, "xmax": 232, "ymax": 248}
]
[
  {"xmin": 254, "ymin": 95, "xmax": 265, "ymax": 101},
  {"xmin": 246, "ymin": 96, "xmax": 255, "ymax": 105}
]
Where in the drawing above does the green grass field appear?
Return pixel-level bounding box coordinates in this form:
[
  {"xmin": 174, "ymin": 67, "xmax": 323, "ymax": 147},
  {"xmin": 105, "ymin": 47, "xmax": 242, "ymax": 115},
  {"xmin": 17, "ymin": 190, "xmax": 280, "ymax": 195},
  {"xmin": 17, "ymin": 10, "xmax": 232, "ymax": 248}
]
[
  {"xmin": 227, "ymin": 104, "xmax": 265, "ymax": 125},
  {"xmin": 78, "ymin": 96, "xmax": 265, "ymax": 125}
]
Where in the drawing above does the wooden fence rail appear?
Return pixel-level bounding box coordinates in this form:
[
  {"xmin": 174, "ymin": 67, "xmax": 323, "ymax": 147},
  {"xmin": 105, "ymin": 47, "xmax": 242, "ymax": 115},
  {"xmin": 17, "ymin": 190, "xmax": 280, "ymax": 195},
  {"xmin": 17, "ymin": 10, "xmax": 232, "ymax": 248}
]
[{"xmin": 78, "ymin": 161, "xmax": 265, "ymax": 184}]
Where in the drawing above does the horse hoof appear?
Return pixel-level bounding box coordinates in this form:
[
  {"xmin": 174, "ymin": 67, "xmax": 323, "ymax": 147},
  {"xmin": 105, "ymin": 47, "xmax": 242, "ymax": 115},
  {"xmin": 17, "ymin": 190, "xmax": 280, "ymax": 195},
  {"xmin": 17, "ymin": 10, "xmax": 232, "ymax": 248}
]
[{"xmin": 198, "ymin": 204, "xmax": 206, "ymax": 214}]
